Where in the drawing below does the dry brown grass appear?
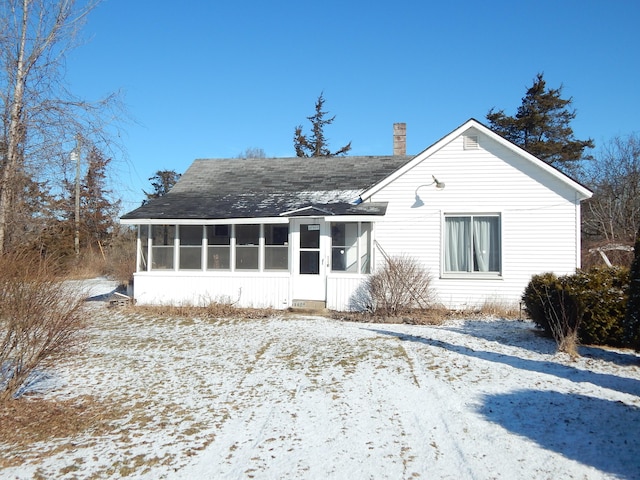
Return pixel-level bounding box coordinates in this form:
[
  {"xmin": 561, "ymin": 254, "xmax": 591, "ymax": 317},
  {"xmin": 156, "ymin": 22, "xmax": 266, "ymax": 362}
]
[
  {"xmin": 474, "ymin": 299, "xmax": 522, "ymax": 319},
  {"xmin": 329, "ymin": 301, "xmax": 522, "ymax": 325},
  {"xmin": 130, "ymin": 303, "xmax": 281, "ymax": 321},
  {"xmin": 330, "ymin": 307, "xmax": 449, "ymax": 325},
  {"xmin": 0, "ymin": 395, "xmax": 124, "ymax": 468}
]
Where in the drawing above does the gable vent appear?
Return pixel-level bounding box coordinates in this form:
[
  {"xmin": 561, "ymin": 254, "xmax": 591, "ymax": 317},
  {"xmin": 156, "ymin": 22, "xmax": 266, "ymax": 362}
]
[{"xmin": 463, "ymin": 135, "xmax": 479, "ymax": 150}]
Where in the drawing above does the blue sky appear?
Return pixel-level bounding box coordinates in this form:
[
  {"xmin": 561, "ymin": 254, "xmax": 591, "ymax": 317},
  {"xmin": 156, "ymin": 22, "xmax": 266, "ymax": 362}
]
[{"xmin": 66, "ymin": 0, "xmax": 639, "ymax": 212}]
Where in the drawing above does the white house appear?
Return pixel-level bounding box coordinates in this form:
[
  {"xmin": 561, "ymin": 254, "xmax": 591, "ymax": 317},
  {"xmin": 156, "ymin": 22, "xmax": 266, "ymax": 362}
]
[{"xmin": 120, "ymin": 119, "xmax": 592, "ymax": 310}]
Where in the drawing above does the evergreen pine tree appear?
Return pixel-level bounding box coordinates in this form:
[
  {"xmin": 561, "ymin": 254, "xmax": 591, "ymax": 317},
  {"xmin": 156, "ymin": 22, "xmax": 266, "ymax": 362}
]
[
  {"xmin": 143, "ymin": 170, "xmax": 181, "ymax": 205},
  {"xmin": 293, "ymin": 93, "xmax": 351, "ymax": 157},
  {"xmin": 487, "ymin": 73, "xmax": 594, "ymax": 175}
]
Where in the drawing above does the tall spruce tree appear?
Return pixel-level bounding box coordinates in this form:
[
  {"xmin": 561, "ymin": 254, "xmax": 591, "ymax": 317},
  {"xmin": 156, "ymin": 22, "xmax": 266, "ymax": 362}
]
[
  {"xmin": 293, "ymin": 93, "xmax": 351, "ymax": 157},
  {"xmin": 60, "ymin": 146, "xmax": 120, "ymax": 254},
  {"xmin": 82, "ymin": 147, "xmax": 120, "ymax": 250},
  {"xmin": 487, "ymin": 73, "xmax": 594, "ymax": 175}
]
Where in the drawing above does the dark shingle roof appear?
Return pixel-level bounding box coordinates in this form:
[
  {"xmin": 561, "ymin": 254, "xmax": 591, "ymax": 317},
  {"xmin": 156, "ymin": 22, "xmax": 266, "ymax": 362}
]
[{"xmin": 121, "ymin": 155, "xmax": 412, "ymax": 220}]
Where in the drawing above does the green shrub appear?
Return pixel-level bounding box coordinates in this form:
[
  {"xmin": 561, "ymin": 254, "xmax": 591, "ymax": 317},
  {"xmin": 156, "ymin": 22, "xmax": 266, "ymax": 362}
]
[
  {"xmin": 623, "ymin": 230, "xmax": 640, "ymax": 350},
  {"xmin": 522, "ymin": 272, "xmax": 582, "ymax": 355},
  {"xmin": 568, "ymin": 267, "xmax": 628, "ymax": 346},
  {"xmin": 522, "ymin": 267, "xmax": 629, "ymax": 348},
  {"xmin": 522, "ymin": 272, "xmax": 565, "ymax": 337}
]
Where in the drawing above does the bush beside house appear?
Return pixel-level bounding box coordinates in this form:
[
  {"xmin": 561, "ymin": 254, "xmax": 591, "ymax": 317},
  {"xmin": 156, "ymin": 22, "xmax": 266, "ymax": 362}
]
[{"xmin": 522, "ymin": 267, "xmax": 630, "ymax": 348}]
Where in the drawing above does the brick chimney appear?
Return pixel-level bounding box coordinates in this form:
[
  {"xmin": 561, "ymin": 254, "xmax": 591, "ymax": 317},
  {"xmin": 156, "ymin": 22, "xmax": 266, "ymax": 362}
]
[{"xmin": 393, "ymin": 123, "xmax": 406, "ymax": 156}]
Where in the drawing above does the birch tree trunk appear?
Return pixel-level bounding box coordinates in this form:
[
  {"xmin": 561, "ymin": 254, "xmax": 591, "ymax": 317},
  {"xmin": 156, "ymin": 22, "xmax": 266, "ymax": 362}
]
[
  {"xmin": 0, "ymin": 0, "xmax": 119, "ymax": 253},
  {"xmin": 0, "ymin": 0, "xmax": 30, "ymax": 252}
]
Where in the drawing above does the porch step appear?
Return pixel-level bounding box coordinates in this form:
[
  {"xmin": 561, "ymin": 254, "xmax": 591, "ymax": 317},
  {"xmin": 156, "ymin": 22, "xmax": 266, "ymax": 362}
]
[{"xmin": 291, "ymin": 299, "xmax": 327, "ymax": 311}]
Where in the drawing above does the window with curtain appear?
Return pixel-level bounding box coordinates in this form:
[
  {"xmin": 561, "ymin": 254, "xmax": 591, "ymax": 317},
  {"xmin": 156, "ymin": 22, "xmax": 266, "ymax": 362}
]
[{"xmin": 444, "ymin": 215, "xmax": 501, "ymax": 274}]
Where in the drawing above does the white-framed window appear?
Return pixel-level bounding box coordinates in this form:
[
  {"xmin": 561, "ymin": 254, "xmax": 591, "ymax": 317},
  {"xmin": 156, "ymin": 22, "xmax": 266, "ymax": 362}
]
[
  {"xmin": 151, "ymin": 225, "xmax": 175, "ymax": 270},
  {"xmin": 235, "ymin": 224, "xmax": 260, "ymax": 270},
  {"xmin": 138, "ymin": 225, "xmax": 149, "ymax": 271},
  {"xmin": 140, "ymin": 223, "xmax": 291, "ymax": 273},
  {"xmin": 444, "ymin": 214, "xmax": 501, "ymax": 274},
  {"xmin": 264, "ymin": 224, "xmax": 289, "ymax": 270},
  {"xmin": 330, "ymin": 222, "xmax": 371, "ymax": 274},
  {"xmin": 207, "ymin": 225, "xmax": 231, "ymax": 270},
  {"xmin": 179, "ymin": 225, "xmax": 203, "ymax": 270}
]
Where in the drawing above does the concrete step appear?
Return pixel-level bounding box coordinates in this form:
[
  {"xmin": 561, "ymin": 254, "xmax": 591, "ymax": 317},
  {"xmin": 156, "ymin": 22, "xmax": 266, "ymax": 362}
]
[{"xmin": 290, "ymin": 299, "xmax": 327, "ymax": 311}]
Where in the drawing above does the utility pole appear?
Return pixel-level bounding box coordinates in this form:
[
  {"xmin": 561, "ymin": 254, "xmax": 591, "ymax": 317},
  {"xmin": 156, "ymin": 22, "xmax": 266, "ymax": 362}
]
[{"xmin": 72, "ymin": 136, "xmax": 81, "ymax": 257}]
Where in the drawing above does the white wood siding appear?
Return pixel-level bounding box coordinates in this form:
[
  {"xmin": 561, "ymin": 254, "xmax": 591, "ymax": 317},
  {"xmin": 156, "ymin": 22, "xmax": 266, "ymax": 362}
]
[
  {"xmin": 326, "ymin": 275, "xmax": 368, "ymax": 310},
  {"xmin": 370, "ymin": 127, "xmax": 582, "ymax": 309},
  {"xmin": 132, "ymin": 272, "xmax": 290, "ymax": 309}
]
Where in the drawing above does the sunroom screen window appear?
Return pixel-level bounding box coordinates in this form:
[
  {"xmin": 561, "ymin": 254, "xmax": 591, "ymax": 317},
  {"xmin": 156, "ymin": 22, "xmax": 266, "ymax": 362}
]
[
  {"xmin": 139, "ymin": 225, "xmax": 149, "ymax": 271},
  {"xmin": 445, "ymin": 216, "xmax": 500, "ymax": 273},
  {"xmin": 151, "ymin": 225, "xmax": 175, "ymax": 270},
  {"xmin": 179, "ymin": 225, "xmax": 202, "ymax": 270},
  {"xmin": 207, "ymin": 225, "xmax": 230, "ymax": 270},
  {"xmin": 331, "ymin": 222, "xmax": 371, "ymax": 274},
  {"xmin": 236, "ymin": 224, "xmax": 259, "ymax": 270},
  {"xmin": 331, "ymin": 223, "xmax": 359, "ymax": 273},
  {"xmin": 265, "ymin": 224, "xmax": 289, "ymax": 270}
]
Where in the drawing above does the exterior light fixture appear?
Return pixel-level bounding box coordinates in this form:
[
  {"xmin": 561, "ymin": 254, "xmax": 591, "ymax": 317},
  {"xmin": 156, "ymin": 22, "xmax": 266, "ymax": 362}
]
[{"xmin": 411, "ymin": 175, "xmax": 445, "ymax": 208}]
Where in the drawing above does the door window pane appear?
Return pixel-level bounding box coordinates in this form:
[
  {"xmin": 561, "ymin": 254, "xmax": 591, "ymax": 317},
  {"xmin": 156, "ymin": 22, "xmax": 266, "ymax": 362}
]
[
  {"xmin": 300, "ymin": 251, "xmax": 320, "ymax": 274},
  {"xmin": 300, "ymin": 224, "xmax": 320, "ymax": 248}
]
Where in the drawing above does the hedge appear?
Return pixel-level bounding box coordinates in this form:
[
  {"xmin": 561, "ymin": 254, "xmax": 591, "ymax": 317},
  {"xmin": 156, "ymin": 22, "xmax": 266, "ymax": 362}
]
[{"xmin": 522, "ymin": 267, "xmax": 629, "ymax": 347}]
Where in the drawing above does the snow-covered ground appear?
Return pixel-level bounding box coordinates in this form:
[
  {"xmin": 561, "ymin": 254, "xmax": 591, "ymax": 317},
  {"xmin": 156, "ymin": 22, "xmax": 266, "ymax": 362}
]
[{"xmin": 2, "ymin": 278, "xmax": 640, "ymax": 479}]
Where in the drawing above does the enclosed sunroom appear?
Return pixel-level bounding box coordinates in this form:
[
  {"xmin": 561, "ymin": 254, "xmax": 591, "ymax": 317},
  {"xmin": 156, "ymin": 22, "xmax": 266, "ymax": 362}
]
[{"xmin": 120, "ymin": 154, "xmax": 410, "ymax": 310}]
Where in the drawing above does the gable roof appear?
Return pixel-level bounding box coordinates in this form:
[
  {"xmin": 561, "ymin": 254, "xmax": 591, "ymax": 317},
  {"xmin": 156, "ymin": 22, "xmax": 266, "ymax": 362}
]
[
  {"xmin": 362, "ymin": 118, "xmax": 593, "ymax": 200},
  {"xmin": 121, "ymin": 118, "xmax": 593, "ymax": 223},
  {"xmin": 121, "ymin": 155, "xmax": 413, "ymax": 221}
]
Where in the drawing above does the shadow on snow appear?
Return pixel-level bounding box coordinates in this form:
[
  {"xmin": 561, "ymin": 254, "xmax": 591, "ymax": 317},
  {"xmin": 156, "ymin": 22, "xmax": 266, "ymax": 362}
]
[
  {"xmin": 441, "ymin": 319, "xmax": 640, "ymax": 367},
  {"xmin": 367, "ymin": 329, "xmax": 640, "ymax": 401},
  {"xmin": 368, "ymin": 327, "xmax": 640, "ymax": 478},
  {"xmin": 479, "ymin": 389, "xmax": 640, "ymax": 479}
]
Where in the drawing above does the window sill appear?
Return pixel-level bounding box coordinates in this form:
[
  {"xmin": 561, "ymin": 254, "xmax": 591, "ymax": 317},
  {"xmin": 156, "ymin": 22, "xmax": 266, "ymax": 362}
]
[{"xmin": 441, "ymin": 272, "xmax": 503, "ymax": 280}]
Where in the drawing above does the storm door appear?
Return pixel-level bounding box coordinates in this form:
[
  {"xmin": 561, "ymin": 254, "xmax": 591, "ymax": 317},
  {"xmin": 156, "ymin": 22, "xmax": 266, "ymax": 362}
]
[{"xmin": 292, "ymin": 219, "xmax": 327, "ymax": 301}]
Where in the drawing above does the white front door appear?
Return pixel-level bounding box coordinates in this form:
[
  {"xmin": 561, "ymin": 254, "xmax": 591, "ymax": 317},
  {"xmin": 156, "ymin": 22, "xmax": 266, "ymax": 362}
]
[{"xmin": 292, "ymin": 219, "xmax": 327, "ymax": 301}]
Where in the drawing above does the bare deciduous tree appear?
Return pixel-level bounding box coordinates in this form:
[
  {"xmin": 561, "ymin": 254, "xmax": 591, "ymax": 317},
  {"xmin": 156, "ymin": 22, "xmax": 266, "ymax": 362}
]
[
  {"xmin": 237, "ymin": 147, "xmax": 267, "ymax": 159},
  {"xmin": 0, "ymin": 0, "xmax": 123, "ymax": 253},
  {"xmin": 582, "ymin": 134, "xmax": 640, "ymax": 245}
]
